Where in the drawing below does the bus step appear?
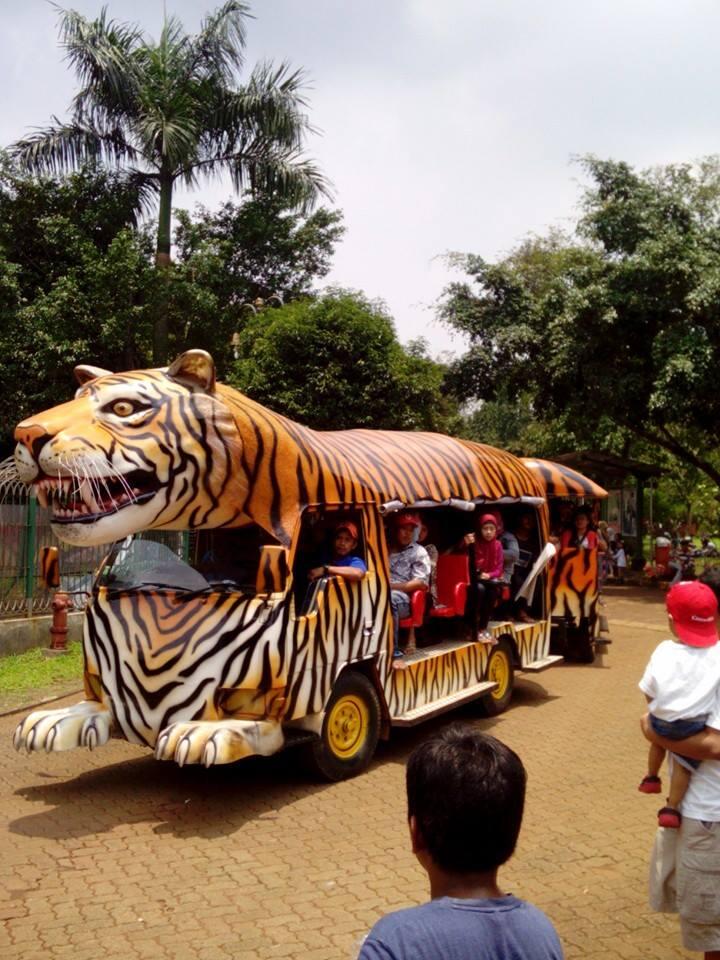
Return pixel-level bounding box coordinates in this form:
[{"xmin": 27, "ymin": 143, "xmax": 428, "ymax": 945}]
[
  {"xmin": 391, "ymin": 680, "xmax": 498, "ymax": 727},
  {"xmin": 521, "ymin": 654, "xmax": 564, "ymax": 673}
]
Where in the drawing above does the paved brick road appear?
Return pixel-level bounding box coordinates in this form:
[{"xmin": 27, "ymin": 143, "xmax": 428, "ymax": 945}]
[{"xmin": 0, "ymin": 587, "xmax": 695, "ymax": 959}]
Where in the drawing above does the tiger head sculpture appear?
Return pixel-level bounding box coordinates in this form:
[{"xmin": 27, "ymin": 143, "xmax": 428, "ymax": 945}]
[{"xmin": 14, "ymin": 350, "xmax": 247, "ymax": 546}]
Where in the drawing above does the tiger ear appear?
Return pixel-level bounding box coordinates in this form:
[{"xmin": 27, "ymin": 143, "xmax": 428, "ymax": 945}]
[
  {"xmin": 166, "ymin": 350, "xmax": 216, "ymax": 394},
  {"xmin": 74, "ymin": 364, "xmax": 113, "ymax": 387}
]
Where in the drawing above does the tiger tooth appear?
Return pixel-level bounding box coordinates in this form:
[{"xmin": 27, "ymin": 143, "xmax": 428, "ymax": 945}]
[
  {"xmin": 79, "ymin": 481, "xmax": 100, "ymax": 514},
  {"xmin": 36, "ymin": 486, "xmax": 48, "ymax": 508}
]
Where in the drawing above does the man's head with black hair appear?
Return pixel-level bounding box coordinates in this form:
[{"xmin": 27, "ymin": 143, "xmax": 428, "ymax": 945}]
[{"xmin": 406, "ymin": 725, "xmax": 526, "ymax": 875}]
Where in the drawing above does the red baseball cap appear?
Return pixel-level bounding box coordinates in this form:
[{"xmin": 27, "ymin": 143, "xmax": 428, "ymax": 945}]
[
  {"xmin": 666, "ymin": 581, "xmax": 719, "ymax": 647},
  {"xmin": 394, "ymin": 511, "xmax": 421, "ymax": 528},
  {"xmin": 335, "ymin": 520, "xmax": 359, "ymax": 541}
]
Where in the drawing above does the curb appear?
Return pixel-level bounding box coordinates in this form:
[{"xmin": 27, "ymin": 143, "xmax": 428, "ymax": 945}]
[{"xmin": 0, "ymin": 688, "xmax": 83, "ymax": 719}]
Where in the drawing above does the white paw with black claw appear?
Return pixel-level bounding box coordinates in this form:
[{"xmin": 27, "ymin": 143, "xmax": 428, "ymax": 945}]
[
  {"xmin": 13, "ymin": 701, "xmax": 111, "ymax": 754},
  {"xmin": 154, "ymin": 719, "xmax": 283, "ymax": 766}
]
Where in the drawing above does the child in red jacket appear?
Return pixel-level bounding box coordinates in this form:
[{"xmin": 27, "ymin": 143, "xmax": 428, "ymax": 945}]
[{"xmin": 465, "ymin": 513, "xmax": 504, "ymax": 642}]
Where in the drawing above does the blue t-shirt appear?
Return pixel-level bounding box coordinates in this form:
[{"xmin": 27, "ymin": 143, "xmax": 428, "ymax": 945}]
[
  {"xmin": 358, "ymin": 895, "xmax": 563, "ymax": 960},
  {"xmin": 330, "ymin": 554, "xmax": 367, "ymax": 572}
]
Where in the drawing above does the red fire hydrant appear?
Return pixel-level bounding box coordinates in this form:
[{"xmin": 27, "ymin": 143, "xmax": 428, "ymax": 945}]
[{"xmin": 49, "ymin": 591, "xmax": 72, "ymax": 651}]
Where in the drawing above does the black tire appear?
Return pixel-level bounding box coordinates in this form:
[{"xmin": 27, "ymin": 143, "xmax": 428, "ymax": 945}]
[
  {"xmin": 305, "ymin": 672, "xmax": 381, "ymax": 781},
  {"xmin": 479, "ymin": 638, "xmax": 515, "ymax": 716}
]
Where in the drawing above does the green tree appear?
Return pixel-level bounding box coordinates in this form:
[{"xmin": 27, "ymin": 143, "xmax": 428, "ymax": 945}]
[
  {"xmin": 0, "ymin": 161, "xmax": 158, "ymax": 447},
  {"xmin": 230, "ymin": 289, "xmax": 455, "ymax": 431},
  {"xmin": 169, "ymin": 195, "xmax": 345, "ymax": 372},
  {"xmin": 439, "ymin": 158, "xmax": 720, "ymax": 490},
  {"xmin": 9, "ymin": 2, "xmax": 328, "ymax": 362},
  {"xmin": 175, "ymin": 196, "xmax": 344, "ymax": 303}
]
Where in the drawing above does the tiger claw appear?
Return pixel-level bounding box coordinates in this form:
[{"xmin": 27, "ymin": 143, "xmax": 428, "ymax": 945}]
[
  {"xmin": 84, "ymin": 721, "xmax": 98, "ymax": 750},
  {"xmin": 202, "ymin": 739, "xmax": 217, "ymax": 768},
  {"xmin": 155, "ymin": 732, "xmax": 169, "ymax": 760},
  {"xmin": 175, "ymin": 737, "xmax": 190, "ymax": 767}
]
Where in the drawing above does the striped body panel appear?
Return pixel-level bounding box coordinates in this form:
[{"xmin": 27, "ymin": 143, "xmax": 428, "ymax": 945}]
[
  {"xmin": 550, "ymin": 548, "xmax": 599, "ymax": 626},
  {"xmin": 386, "ymin": 619, "xmax": 549, "ymax": 718}
]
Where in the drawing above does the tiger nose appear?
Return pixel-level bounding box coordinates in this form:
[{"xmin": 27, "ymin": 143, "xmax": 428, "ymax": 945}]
[{"xmin": 15, "ymin": 422, "xmax": 52, "ymax": 456}]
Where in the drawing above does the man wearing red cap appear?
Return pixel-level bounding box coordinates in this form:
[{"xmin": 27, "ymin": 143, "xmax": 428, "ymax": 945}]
[
  {"xmin": 388, "ymin": 512, "xmax": 431, "ymax": 658},
  {"xmin": 640, "ymin": 579, "xmax": 720, "ymax": 957},
  {"xmin": 639, "ymin": 581, "xmax": 720, "ymax": 828},
  {"xmin": 308, "ymin": 520, "xmax": 367, "ymax": 583}
]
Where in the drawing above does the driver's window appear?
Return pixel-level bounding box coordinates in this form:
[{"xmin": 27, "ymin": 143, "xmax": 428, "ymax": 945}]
[
  {"xmin": 292, "ymin": 509, "xmax": 366, "ymax": 615},
  {"xmin": 191, "ymin": 525, "xmax": 276, "ymax": 593}
]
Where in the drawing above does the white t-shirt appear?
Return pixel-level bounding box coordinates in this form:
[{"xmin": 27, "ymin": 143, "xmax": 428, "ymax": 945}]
[
  {"xmin": 639, "ymin": 639, "xmax": 720, "ymax": 721},
  {"xmin": 614, "ymin": 548, "xmax": 627, "ymax": 568},
  {"xmin": 681, "ymin": 690, "xmax": 720, "ymax": 820}
]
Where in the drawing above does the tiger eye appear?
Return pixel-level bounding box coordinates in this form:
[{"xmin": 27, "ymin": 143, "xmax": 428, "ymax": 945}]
[{"xmin": 112, "ymin": 401, "xmax": 134, "ymax": 417}]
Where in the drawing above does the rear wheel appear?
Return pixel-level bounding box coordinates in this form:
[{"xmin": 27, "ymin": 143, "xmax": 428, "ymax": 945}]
[
  {"xmin": 480, "ymin": 639, "xmax": 515, "ymax": 716},
  {"xmin": 305, "ymin": 672, "xmax": 381, "ymax": 781}
]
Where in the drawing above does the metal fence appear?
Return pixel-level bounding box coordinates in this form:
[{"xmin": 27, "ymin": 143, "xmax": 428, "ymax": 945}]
[{"xmin": 0, "ymin": 458, "xmax": 110, "ymax": 617}]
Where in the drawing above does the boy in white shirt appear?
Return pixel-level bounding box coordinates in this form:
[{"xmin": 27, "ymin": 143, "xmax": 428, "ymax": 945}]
[{"xmin": 638, "ymin": 580, "xmax": 720, "ymax": 828}]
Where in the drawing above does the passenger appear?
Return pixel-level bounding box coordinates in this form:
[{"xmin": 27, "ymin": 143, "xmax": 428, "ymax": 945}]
[
  {"xmin": 512, "ymin": 509, "xmax": 541, "ymax": 624},
  {"xmin": 463, "ymin": 513, "xmax": 504, "ymax": 641},
  {"xmin": 358, "ymin": 725, "xmax": 564, "ymax": 960},
  {"xmin": 388, "ymin": 512, "xmax": 431, "ymax": 658},
  {"xmin": 560, "ymin": 506, "xmax": 603, "ymax": 551},
  {"xmin": 308, "ymin": 521, "xmax": 367, "ymax": 582}
]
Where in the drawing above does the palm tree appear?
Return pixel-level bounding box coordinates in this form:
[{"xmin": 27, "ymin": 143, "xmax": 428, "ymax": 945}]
[{"xmin": 10, "ymin": 2, "xmax": 329, "ymax": 362}]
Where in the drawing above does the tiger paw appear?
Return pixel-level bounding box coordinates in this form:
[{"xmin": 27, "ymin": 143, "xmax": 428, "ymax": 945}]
[
  {"xmin": 154, "ymin": 719, "xmax": 284, "ymax": 768},
  {"xmin": 13, "ymin": 701, "xmax": 111, "ymax": 754}
]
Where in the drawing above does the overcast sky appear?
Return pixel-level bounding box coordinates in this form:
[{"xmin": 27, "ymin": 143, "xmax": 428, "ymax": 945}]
[{"xmin": 3, "ymin": 0, "xmax": 720, "ymax": 355}]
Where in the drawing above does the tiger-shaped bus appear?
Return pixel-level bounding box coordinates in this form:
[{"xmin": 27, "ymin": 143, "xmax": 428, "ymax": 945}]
[{"xmin": 12, "ymin": 350, "xmax": 604, "ymax": 780}]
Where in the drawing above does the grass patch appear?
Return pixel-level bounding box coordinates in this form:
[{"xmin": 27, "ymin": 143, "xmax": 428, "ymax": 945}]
[{"xmin": 0, "ymin": 641, "xmax": 83, "ymax": 704}]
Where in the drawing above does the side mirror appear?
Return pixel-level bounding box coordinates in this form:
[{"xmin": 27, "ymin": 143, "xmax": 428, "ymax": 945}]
[
  {"xmin": 255, "ymin": 546, "xmax": 289, "ymax": 595},
  {"xmin": 40, "ymin": 546, "xmax": 61, "ymax": 589}
]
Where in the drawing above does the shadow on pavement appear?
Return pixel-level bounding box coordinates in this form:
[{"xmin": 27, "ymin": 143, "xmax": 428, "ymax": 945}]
[{"xmin": 10, "ymin": 748, "xmax": 334, "ymax": 841}]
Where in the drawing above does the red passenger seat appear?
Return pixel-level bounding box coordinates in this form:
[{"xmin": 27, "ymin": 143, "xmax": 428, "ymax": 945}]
[
  {"xmin": 429, "ymin": 554, "xmax": 470, "ymax": 618},
  {"xmin": 398, "ymin": 588, "xmax": 427, "ymax": 629}
]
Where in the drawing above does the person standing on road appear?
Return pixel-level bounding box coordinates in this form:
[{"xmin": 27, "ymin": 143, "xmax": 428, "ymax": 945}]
[
  {"xmin": 357, "ymin": 725, "xmax": 564, "ymax": 960},
  {"xmin": 637, "ymin": 581, "xmax": 720, "ymax": 828},
  {"xmin": 642, "ymin": 662, "xmax": 720, "ymax": 958}
]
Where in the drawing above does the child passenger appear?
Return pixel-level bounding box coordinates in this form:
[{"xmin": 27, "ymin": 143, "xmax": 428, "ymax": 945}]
[
  {"xmin": 638, "ymin": 580, "xmax": 720, "ymax": 828},
  {"xmin": 464, "ymin": 513, "xmax": 504, "ymax": 642}
]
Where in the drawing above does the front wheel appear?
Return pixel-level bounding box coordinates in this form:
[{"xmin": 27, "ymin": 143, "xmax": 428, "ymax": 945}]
[
  {"xmin": 479, "ymin": 639, "xmax": 515, "ymax": 716},
  {"xmin": 305, "ymin": 672, "xmax": 381, "ymax": 781}
]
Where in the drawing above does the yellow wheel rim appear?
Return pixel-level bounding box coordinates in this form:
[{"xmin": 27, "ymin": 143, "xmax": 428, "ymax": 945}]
[
  {"xmin": 489, "ymin": 650, "xmax": 510, "ymax": 700},
  {"xmin": 327, "ymin": 694, "xmax": 369, "ymax": 759}
]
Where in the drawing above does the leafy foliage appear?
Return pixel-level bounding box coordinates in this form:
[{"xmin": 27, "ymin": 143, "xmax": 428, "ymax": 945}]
[
  {"xmin": 440, "ymin": 157, "xmax": 720, "ymax": 489},
  {"xmin": 230, "ymin": 290, "xmax": 456, "ymax": 431}
]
